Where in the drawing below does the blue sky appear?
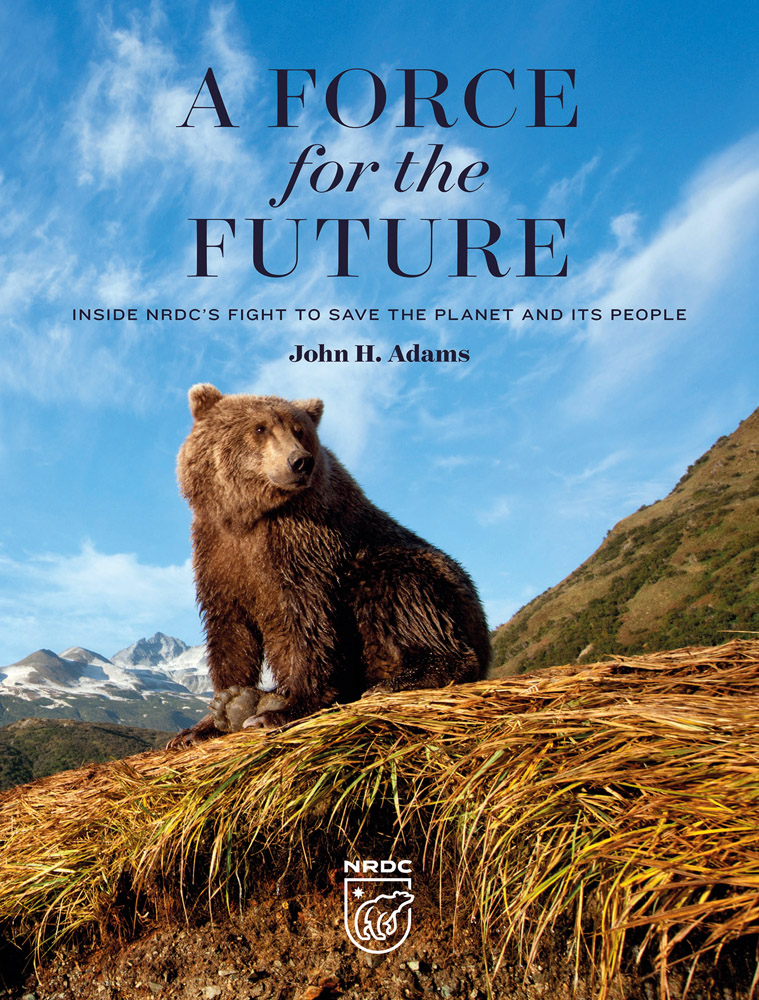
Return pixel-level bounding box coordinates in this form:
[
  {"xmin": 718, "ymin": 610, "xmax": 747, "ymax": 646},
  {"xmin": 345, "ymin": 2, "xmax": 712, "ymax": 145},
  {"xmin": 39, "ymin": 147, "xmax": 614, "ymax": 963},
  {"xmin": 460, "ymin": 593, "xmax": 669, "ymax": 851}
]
[{"xmin": 0, "ymin": 0, "xmax": 757, "ymax": 663}]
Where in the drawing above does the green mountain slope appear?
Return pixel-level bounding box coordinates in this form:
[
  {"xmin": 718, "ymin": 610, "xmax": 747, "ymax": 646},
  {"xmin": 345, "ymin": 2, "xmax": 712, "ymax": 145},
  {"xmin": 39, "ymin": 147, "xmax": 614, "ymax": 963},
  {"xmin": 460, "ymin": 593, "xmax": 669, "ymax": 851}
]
[
  {"xmin": 0, "ymin": 718, "xmax": 174, "ymax": 791},
  {"xmin": 491, "ymin": 408, "xmax": 759, "ymax": 676}
]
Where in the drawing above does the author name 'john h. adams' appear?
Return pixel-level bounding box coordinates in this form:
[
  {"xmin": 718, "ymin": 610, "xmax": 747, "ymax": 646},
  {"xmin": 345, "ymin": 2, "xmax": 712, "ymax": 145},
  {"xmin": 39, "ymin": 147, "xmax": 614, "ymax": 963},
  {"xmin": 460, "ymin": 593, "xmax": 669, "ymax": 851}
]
[{"xmin": 289, "ymin": 343, "xmax": 470, "ymax": 363}]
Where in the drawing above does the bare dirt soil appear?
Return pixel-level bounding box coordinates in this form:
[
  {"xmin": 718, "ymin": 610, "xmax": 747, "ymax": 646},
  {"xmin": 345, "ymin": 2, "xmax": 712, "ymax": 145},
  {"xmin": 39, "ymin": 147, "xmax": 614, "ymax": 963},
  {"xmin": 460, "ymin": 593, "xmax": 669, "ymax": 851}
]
[{"xmin": 1, "ymin": 883, "xmax": 754, "ymax": 1000}]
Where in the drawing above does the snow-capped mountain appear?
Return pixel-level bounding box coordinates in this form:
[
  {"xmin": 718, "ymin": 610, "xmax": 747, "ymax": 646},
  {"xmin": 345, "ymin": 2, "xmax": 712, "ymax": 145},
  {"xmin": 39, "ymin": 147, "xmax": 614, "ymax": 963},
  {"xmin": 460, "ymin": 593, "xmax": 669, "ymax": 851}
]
[
  {"xmin": 112, "ymin": 633, "xmax": 211, "ymax": 694},
  {"xmin": 0, "ymin": 634, "xmax": 212, "ymax": 731},
  {"xmin": 112, "ymin": 633, "xmax": 192, "ymax": 668}
]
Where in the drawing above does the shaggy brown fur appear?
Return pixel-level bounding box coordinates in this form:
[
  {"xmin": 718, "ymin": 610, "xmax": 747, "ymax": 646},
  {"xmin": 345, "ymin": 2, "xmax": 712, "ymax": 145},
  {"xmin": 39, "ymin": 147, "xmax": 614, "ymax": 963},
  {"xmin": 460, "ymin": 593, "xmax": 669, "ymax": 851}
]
[{"xmin": 168, "ymin": 384, "xmax": 490, "ymax": 746}]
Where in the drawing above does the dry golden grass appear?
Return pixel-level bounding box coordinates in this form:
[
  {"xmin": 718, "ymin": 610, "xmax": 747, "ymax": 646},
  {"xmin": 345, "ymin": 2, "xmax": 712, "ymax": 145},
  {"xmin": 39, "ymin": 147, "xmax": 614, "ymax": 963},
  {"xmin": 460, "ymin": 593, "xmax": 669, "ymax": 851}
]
[{"xmin": 1, "ymin": 640, "xmax": 758, "ymax": 998}]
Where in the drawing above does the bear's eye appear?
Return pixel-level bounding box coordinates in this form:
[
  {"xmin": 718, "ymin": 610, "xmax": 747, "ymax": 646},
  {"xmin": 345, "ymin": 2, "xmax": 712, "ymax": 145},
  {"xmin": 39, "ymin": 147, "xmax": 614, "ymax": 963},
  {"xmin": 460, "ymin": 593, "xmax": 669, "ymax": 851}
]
[
  {"xmin": 292, "ymin": 426, "xmax": 303, "ymax": 440},
  {"xmin": 254, "ymin": 424, "xmax": 267, "ymax": 435}
]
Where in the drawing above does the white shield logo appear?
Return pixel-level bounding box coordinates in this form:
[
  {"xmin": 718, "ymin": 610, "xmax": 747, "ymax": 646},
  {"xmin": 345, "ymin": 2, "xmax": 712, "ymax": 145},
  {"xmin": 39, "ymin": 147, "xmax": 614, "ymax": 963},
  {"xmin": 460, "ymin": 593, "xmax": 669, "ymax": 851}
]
[{"xmin": 343, "ymin": 877, "xmax": 414, "ymax": 954}]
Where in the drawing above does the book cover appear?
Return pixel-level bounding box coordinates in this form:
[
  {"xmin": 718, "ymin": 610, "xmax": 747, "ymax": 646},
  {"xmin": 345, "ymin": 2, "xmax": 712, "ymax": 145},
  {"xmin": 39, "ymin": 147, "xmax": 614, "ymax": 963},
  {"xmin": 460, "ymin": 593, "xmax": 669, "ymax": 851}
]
[{"xmin": 1, "ymin": 1, "xmax": 757, "ymax": 995}]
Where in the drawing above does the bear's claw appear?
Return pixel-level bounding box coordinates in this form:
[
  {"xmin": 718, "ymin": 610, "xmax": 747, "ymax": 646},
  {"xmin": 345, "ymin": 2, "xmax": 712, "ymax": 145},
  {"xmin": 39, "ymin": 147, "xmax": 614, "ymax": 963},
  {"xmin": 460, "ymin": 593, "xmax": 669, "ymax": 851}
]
[
  {"xmin": 243, "ymin": 708, "xmax": 290, "ymax": 730},
  {"xmin": 240, "ymin": 690, "xmax": 293, "ymax": 729},
  {"xmin": 165, "ymin": 714, "xmax": 221, "ymax": 749}
]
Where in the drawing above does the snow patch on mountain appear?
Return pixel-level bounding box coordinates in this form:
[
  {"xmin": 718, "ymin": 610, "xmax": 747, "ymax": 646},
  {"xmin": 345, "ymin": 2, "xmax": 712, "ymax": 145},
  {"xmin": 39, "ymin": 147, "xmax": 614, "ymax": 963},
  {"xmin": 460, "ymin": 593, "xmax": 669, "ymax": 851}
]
[{"xmin": 59, "ymin": 647, "xmax": 114, "ymax": 667}]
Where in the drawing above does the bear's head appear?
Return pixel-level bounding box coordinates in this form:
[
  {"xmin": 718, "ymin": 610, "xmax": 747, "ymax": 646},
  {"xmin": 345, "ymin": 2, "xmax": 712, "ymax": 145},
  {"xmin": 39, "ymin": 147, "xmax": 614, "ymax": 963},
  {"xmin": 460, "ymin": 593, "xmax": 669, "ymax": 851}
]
[{"xmin": 178, "ymin": 384, "xmax": 325, "ymax": 526}]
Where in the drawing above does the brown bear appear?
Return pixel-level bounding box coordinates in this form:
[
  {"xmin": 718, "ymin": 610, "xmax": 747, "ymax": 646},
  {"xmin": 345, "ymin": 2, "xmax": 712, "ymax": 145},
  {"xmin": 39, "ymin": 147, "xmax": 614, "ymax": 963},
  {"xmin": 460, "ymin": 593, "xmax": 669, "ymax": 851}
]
[{"xmin": 167, "ymin": 384, "xmax": 490, "ymax": 747}]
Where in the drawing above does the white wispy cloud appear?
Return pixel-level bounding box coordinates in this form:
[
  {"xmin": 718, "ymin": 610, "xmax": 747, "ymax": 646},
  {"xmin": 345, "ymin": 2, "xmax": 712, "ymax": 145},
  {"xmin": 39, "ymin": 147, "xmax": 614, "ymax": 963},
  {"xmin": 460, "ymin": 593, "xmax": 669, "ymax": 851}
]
[
  {"xmin": 477, "ymin": 496, "xmax": 511, "ymax": 526},
  {"xmin": 540, "ymin": 154, "xmax": 600, "ymax": 216},
  {"xmin": 94, "ymin": 260, "xmax": 156, "ymax": 304},
  {"xmin": 204, "ymin": 4, "xmax": 257, "ymax": 110},
  {"xmin": 550, "ymin": 449, "xmax": 629, "ymax": 486},
  {"xmin": 432, "ymin": 454, "xmax": 478, "ymax": 471},
  {"xmin": 0, "ymin": 320, "xmax": 146, "ymax": 407},
  {"xmin": 566, "ymin": 133, "xmax": 759, "ymax": 411},
  {"xmin": 72, "ymin": 11, "xmax": 258, "ymax": 190},
  {"xmin": 610, "ymin": 211, "xmax": 639, "ymax": 248},
  {"xmin": 551, "ymin": 473, "xmax": 670, "ymax": 525},
  {"xmin": 0, "ymin": 541, "xmax": 197, "ymax": 662}
]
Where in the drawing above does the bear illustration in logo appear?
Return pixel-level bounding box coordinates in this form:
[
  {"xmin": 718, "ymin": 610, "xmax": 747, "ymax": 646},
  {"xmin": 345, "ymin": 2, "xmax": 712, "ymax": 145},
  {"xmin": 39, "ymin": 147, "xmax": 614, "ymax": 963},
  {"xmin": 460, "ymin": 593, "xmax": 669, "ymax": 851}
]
[
  {"xmin": 355, "ymin": 889, "xmax": 414, "ymax": 943},
  {"xmin": 344, "ymin": 881, "xmax": 415, "ymax": 953}
]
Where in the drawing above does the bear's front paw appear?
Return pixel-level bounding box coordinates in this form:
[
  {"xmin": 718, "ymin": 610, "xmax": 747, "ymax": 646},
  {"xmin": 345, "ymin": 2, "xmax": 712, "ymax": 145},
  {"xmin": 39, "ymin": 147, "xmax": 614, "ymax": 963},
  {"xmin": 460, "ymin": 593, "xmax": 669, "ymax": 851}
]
[
  {"xmin": 209, "ymin": 685, "xmax": 265, "ymax": 733},
  {"xmin": 241, "ymin": 690, "xmax": 293, "ymax": 730}
]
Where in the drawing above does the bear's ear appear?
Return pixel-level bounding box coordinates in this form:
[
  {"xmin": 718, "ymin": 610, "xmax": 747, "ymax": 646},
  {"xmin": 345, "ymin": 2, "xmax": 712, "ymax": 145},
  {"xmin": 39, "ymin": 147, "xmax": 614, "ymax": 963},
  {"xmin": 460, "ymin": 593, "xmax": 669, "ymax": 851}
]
[
  {"xmin": 294, "ymin": 398, "xmax": 324, "ymax": 427},
  {"xmin": 189, "ymin": 383, "xmax": 223, "ymax": 419}
]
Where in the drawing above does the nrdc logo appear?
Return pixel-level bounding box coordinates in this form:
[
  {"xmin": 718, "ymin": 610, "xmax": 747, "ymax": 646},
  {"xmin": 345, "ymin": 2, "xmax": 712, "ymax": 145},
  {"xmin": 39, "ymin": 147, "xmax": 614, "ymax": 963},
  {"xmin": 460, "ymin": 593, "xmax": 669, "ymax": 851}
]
[{"xmin": 343, "ymin": 860, "xmax": 414, "ymax": 954}]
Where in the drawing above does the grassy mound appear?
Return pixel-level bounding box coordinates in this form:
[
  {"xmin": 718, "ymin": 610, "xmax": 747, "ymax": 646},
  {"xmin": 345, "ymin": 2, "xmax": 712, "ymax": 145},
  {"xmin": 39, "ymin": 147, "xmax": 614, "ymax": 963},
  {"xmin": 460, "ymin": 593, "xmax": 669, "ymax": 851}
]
[{"xmin": 1, "ymin": 640, "xmax": 758, "ymax": 998}]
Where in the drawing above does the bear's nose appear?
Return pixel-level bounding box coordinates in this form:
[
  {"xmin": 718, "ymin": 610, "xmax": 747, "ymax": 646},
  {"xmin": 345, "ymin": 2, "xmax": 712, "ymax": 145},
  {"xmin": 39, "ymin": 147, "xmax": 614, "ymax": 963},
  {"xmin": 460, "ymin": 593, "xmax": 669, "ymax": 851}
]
[{"xmin": 288, "ymin": 451, "xmax": 314, "ymax": 475}]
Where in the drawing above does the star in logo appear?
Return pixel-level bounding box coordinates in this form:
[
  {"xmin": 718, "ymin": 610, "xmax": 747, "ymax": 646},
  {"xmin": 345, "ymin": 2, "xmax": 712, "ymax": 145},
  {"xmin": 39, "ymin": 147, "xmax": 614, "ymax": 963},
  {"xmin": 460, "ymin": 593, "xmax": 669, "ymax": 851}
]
[{"xmin": 352, "ymin": 886, "xmax": 365, "ymax": 898}]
